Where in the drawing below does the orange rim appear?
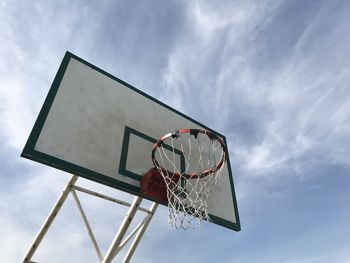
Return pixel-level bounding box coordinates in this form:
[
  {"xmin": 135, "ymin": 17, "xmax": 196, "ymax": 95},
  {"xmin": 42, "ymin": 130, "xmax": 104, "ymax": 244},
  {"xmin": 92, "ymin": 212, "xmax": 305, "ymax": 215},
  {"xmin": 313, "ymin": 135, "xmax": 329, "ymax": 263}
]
[{"xmin": 152, "ymin": 129, "xmax": 227, "ymax": 179}]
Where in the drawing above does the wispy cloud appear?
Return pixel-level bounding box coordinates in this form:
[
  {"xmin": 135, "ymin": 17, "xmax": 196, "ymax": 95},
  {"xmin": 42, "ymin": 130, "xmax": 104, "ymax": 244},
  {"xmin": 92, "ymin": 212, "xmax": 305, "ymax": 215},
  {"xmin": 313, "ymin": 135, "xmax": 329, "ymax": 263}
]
[{"xmin": 161, "ymin": 0, "xmax": 350, "ymax": 180}]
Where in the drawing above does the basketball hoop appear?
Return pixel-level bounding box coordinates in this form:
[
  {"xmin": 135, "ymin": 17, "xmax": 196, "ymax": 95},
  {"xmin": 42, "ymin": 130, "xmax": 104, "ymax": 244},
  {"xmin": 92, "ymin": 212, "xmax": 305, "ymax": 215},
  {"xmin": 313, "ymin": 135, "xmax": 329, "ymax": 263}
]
[{"xmin": 141, "ymin": 129, "xmax": 227, "ymax": 229}]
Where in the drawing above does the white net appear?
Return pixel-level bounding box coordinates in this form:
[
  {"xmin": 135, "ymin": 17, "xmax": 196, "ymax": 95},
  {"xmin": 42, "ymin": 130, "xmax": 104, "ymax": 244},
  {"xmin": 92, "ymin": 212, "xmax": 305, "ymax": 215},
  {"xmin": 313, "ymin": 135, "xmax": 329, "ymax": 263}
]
[{"xmin": 153, "ymin": 130, "xmax": 226, "ymax": 230}]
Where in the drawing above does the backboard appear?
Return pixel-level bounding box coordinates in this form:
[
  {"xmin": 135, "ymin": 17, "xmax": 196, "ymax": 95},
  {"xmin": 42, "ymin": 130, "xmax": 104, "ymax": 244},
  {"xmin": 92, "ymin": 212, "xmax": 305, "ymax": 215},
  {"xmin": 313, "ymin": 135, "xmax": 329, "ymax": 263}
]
[{"xmin": 21, "ymin": 52, "xmax": 240, "ymax": 231}]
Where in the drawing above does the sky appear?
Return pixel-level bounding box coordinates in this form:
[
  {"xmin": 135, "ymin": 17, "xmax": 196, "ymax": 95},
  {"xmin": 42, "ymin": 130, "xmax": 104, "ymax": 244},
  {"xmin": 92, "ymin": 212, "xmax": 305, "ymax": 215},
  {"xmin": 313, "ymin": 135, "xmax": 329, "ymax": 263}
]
[{"xmin": 1, "ymin": 0, "xmax": 350, "ymax": 262}]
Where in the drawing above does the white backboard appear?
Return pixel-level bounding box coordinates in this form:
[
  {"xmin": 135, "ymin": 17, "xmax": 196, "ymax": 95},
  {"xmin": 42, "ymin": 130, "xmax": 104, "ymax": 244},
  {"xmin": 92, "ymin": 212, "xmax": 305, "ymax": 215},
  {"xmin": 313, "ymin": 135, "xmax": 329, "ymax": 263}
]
[{"xmin": 22, "ymin": 52, "xmax": 240, "ymax": 231}]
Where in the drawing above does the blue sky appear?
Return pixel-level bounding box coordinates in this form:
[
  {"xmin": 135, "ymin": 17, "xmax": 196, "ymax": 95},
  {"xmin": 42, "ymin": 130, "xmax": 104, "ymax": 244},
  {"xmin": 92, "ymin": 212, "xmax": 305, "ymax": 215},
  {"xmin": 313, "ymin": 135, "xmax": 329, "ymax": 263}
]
[{"xmin": 1, "ymin": 0, "xmax": 350, "ymax": 262}]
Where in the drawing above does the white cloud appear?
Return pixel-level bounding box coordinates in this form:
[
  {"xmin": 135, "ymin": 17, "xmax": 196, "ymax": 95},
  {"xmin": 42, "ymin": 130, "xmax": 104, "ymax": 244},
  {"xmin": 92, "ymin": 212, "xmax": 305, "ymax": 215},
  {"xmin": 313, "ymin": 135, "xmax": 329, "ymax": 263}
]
[{"xmin": 163, "ymin": 0, "xmax": 350, "ymax": 178}]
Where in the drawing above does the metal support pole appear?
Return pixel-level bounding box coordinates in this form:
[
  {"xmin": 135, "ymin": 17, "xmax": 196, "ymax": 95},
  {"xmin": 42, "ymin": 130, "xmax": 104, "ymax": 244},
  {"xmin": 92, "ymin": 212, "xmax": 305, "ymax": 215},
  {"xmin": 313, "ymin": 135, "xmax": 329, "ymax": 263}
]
[
  {"xmin": 113, "ymin": 219, "xmax": 147, "ymax": 255},
  {"xmin": 113, "ymin": 202, "xmax": 157, "ymax": 257},
  {"xmin": 22, "ymin": 175, "xmax": 78, "ymax": 262},
  {"xmin": 71, "ymin": 189, "xmax": 103, "ymax": 261},
  {"xmin": 122, "ymin": 202, "xmax": 158, "ymax": 263},
  {"xmin": 102, "ymin": 196, "xmax": 143, "ymax": 263},
  {"xmin": 22, "ymin": 175, "xmax": 158, "ymax": 263},
  {"xmin": 73, "ymin": 185, "xmax": 150, "ymax": 213}
]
